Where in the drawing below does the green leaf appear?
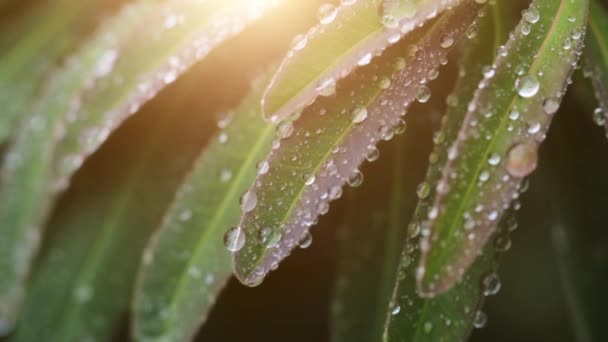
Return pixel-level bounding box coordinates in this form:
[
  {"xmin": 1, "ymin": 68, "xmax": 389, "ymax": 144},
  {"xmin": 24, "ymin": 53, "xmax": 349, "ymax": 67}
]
[
  {"xmin": 133, "ymin": 74, "xmax": 275, "ymax": 342},
  {"xmin": 0, "ymin": 0, "xmax": 281, "ymax": 328},
  {"xmin": 234, "ymin": 1, "xmax": 482, "ymax": 286},
  {"xmin": 384, "ymin": 211, "xmax": 515, "ymax": 341},
  {"xmin": 6, "ymin": 51, "xmax": 218, "ymax": 340},
  {"xmin": 417, "ymin": 0, "xmax": 588, "ymax": 296},
  {"xmin": 0, "ymin": 0, "xmax": 123, "ymax": 143},
  {"xmin": 261, "ymin": 0, "xmax": 463, "ymax": 122},
  {"xmin": 331, "ymin": 134, "xmax": 410, "ymax": 342},
  {"xmin": 584, "ymin": 0, "xmax": 608, "ymax": 131},
  {"xmin": 383, "ymin": 2, "xmax": 515, "ymax": 340}
]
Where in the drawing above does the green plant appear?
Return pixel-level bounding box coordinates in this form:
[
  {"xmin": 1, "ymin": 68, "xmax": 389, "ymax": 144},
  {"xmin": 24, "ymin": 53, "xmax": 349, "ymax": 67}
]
[{"xmin": 0, "ymin": 0, "xmax": 606, "ymax": 341}]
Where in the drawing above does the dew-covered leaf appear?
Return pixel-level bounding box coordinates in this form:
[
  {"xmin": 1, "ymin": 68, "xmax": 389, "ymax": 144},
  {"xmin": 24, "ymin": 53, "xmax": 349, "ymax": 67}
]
[
  {"xmin": 234, "ymin": 0, "xmax": 482, "ymax": 286},
  {"xmin": 0, "ymin": 0, "xmax": 281, "ymax": 327},
  {"xmin": 584, "ymin": 0, "xmax": 608, "ymax": 133},
  {"xmin": 0, "ymin": 0, "xmax": 124, "ymax": 143},
  {"xmin": 8, "ymin": 75, "xmax": 208, "ymax": 341},
  {"xmin": 417, "ymin": 0, "xmax": 588, "ymax": 296},
  {"xmin": 133, "ymin": 76, "xmax": 275, "ymax": 342},
  {"xmin": 383, "ymin": 3, "xmax": 515, "ymax": 339},
  {"xmin": 383, "ymin": 210, "xmax": 515, "ymax": 341},
  {"xmin": 261, "ymin": 0, "xmax": 463, "ymax": 122},
  {"xmin": 331, "ymin": 134, "xmax": 410, "ymax": 342}
]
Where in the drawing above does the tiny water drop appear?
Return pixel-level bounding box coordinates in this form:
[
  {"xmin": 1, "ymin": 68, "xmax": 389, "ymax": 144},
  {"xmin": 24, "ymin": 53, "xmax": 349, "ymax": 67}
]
[
  {"xmin": 417, "ymin": 182, "xmax": 431, "ymax": 199},
  {"xmin": 240, "ymin": 190, "xmax": 258, "ymax": 213},
  {"xmin": 439, "ymin": 34, "xmax": 454, "ymax": 48},
  {"xmin": 416, "ymin": 86, "xmax": 431, "ymax": 103},
  {"xmin": 318, "ymin": 3, "xmax": 337, "ymax": 25},
  {"xmin": 298, "ymin": 231, "xmax": 313, "ymax": 249},
  {"xmin": 593, "ymin": 107, "xmax": 606, "ymax": 126},
  {"xmin": 481, "ymin": 273, "xmax": 501, "ymax": 296},
  {"xmin": 473, "ymin": 310, "xmax": 487, "ymax": 328},
  {"xmin": 352, "ymin": 107, "xmax": 368, "ymax": 124},
  {"xmin": 347, "ymin": 169, "xmax": 364, "ymax": 187}
]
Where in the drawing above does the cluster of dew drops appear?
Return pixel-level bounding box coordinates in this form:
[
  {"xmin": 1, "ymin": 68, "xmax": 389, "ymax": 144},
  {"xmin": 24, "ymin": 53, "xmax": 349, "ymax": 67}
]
[
  {"xmin": 389, "ymin": 2, "xmax": 588, "ymax": 334},
  {"xmin": 222, "ymin": 0, "xmax": 514, "ymax": 262}
]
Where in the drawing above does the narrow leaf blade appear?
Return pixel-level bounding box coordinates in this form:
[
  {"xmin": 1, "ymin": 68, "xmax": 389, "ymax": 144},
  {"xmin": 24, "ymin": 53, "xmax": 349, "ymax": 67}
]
[
  {"xmin": 133, "ymin": 76, "xmax": 275, "ymax": 342},
  {"xmin": 418, "ymin": 0, "xmax": 588, "ymax": 296},
  {"xmin": 0, "ymin": 0, "xmax": 280, "ymax": 327},
  {"xmin": 384, "ymin": 2, "xmax": 514, "ymax": 339},
  {"xmin": 10, "ymin": 80, "xmax": 205, "ymax": 341},
  {"xmin": 0, "ymin": 0, "xmax": 124, "ymax": 143},
  {"xmin": 262, "ymin": 0, "xmax": 463, "ymax": 122},
  {"xmin": 234, "ymin": 1, "xmax": 481, "ymax": 286}
]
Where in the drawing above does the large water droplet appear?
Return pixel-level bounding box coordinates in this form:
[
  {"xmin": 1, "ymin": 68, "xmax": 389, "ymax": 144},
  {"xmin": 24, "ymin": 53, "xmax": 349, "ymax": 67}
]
[
  {"xmin": 506, "ymin": 142, "xmax": 538, "ymax": 178},
  {"xmin": 515, "ymin": 75, "xmax": 540, "ymax": 98},
  {"xmin": 224, "ymin": 226, "xmax": 246, "ymax": 252}
]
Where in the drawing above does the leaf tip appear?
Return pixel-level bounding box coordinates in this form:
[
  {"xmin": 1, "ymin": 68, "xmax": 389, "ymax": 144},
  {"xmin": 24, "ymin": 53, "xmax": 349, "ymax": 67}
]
[{"xmin": 232, "ymin": 251, "xmax": 265, "ymax": 288}]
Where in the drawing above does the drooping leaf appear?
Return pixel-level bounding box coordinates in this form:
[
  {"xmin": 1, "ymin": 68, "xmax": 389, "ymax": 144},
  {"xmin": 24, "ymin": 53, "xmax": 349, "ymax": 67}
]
[
  {"xmin": 0, "ymin": 0, "xmax": 281, "ymax": 328},
  {"xmin": 234, "ymin": 0, "xmax": 482, "ymax": 286},
  {"xmin": 0, "ymin": 0, "xmax": 125, "ymax": 143},
  {"xmin": 133, "ymin": 75, "xmax": 276, "ymax": 342},
  {"xmin": 261, "ymin": 0, "xmax": 463, "ymax": 122},
  {"xmin": 584, "ymin": 0, "xmax": 608, "ymax": 133},
  {"xmin": 331, "ymin": 134, "xmax": 411, "ymax": 342},
  {"xmin": 417, "ymin": 0, "xmax": 588, "ymax": 296},
  {"xmin": 384, "ymin": 211, "xmax": 515, "ymax": 341},
  {"xmin": 6, "ymin": 49, "xmax": 224, "ymax": 341},
  {"xmin": 383, "ymin": 1, "xmax": 514, "ymax": 340}
]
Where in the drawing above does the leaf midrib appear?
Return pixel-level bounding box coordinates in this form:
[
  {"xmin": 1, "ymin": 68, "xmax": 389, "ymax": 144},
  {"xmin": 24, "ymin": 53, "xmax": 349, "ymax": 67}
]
[
  {"xmin": 410, "ymin": 2, "xmax": 509, "ymax": 338},
  {"xmin": 243, "ymin": 6, "xmax": 460, "ymax": 280},
  {"xmin": 153, "ymin": 122, "xmax": 276, "ymax": 339},
  {"xmin": 425, "ymin": 0, "xmax": 570, "ymax": 285}
]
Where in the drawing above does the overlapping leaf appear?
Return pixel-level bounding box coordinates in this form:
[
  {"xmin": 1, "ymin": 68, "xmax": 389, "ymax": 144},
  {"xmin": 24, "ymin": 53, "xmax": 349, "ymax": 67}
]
[
  {"xmin": 133, "ymin": 75, "xmax": 275, "ymax": 342},
  {"xmin": 0, "ymin": 0, "xmax": 124, "ymax": 143},
  {"xmin": 0, "ymin": 0, "xmax": 281, "ymax": 328},
  {"xmin": 10, "ymin": 76, "xmax": 205, "ymax": 341},
  {"xmin": 383, "ymin": 2, "xmax": 514, "ymax": 340},
  {"xmin": 584, "ymin": 0, "xmax": 608, "ymax": 133},
  {"xmin": 417, "ymin": 0, "xmax": 588, "ymax": 296},
  {"xmin": 331, "ymin": 134, "xmax": 410, "ymax": 342},
  {"xmin": 234, "ymin": 0, "xmax": 482, "ymax": 286},
  {"xmin": 262, "ymin": 0, "xmax": 463, "ymax": 122}
]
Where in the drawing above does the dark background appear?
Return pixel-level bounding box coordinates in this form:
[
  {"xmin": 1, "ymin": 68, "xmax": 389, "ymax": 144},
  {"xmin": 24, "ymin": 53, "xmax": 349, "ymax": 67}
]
[{"xmin": 2, "ymin": 0, "xmax": 608, "ymax": 341}]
